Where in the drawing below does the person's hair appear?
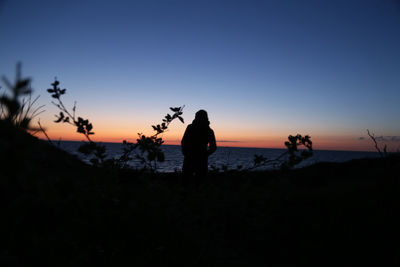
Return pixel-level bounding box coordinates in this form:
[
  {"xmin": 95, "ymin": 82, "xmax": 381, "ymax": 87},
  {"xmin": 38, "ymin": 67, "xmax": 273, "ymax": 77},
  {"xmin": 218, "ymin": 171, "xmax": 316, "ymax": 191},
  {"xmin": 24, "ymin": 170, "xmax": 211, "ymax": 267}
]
[{"xmin": 195, "ymin": 110, "xmax": 208, "ymax": 120}]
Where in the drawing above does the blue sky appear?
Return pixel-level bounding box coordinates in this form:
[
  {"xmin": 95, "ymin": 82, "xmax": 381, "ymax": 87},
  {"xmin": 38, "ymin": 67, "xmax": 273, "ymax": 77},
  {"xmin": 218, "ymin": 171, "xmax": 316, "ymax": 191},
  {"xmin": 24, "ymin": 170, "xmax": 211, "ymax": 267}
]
[{"xmin": 1, "ymin": 0, "xmax": 399, "ymax": 150}]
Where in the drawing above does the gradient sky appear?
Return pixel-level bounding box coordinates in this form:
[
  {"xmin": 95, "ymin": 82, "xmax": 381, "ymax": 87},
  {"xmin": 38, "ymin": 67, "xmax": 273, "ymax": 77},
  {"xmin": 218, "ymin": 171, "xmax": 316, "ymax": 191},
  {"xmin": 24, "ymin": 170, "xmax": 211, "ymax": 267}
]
[{"xmin": 1, "ymin": 0, "xmax": 400, "ymax": 151}]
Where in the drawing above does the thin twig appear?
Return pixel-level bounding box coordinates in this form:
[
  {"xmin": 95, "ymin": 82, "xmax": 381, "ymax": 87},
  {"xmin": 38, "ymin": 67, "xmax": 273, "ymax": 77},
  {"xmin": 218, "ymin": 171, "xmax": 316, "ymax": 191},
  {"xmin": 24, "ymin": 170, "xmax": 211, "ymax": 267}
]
[
  {"xmin": 72, "ymin": 101, "xmax": 76, "ymax": 119},
  {"xmin": 38, "ymin": 119, "xmax": 53, "ymax": 145},
  {"xmin": 31, "ymin": 105, "xmax": 46, "ymax": 118},
  {"xmin": 367, "ymin": 129, "xmax": 383, "ymax": 157},
  {"xmin": 51, "ymin": 95, "xmax": 93, "ymax": 143}
]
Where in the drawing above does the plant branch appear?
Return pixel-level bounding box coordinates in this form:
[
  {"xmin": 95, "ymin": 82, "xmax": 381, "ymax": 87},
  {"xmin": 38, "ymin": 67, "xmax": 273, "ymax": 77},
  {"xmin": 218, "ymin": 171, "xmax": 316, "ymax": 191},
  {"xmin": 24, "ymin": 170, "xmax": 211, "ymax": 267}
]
[
  {"xmin": 38, "ymin": 119, "xmax": 53, "ymax": 145},
  {"xmin": 367, "ymin": 129, "xmax": 386, "ymax": 157}
]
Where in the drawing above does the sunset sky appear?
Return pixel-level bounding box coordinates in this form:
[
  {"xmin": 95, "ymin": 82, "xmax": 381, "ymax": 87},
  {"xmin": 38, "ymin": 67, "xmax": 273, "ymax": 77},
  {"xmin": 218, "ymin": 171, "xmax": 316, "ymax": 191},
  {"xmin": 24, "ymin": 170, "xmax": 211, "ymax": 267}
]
[{"xmin": 1, "ymin": 0, "xmax": 399, "ymax": 151}]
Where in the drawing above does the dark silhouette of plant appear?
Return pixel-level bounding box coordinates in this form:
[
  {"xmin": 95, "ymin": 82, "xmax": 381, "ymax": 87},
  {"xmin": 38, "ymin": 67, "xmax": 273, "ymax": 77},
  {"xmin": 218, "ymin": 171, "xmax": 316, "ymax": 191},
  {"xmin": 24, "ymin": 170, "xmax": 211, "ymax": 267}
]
[
  {"xmin": 367, "ymin": 129, "xmax": 388, "ymax": 157},
  {"xmin": 0, "ymin": 63, "xmax": 44, "ymax": 130},
  {"xmin": 282, "ymin": 134, "xmax": 313, "ymax": 168},
  {"xmin": 251, "ymin": 134, "xmax": 313, "ymax": 170},
  {"xmin": 77, "ymin": 141, "xmax": 109, "ymax": 166},
  {"xmin": 97, "ymin": 107, "xmax": 184, "ymax": 171},
  {"xmin": 115, "ymin": 140, "xmax": 136, "ymax": 169},
  {"xmin": 47, "ymin": 79, "xmax": 107, "ymax": 166},
  {"xmin": 209, "ymin": 164, "xmax": 229, "ymax": 173},
  {"xmin": 133, "ymin": 107, "xmax": 185, "ymax": 172},
  {"xmin": 48, "ymin": 80, "xmax": 95, "ymax": 141},
  {"xmin": 37, "ymin": 119, "xmax": 53, "ymax": 144},
  {"xmin": 46, "ymin": 79, "xmax": 184, "ymax": 170}
]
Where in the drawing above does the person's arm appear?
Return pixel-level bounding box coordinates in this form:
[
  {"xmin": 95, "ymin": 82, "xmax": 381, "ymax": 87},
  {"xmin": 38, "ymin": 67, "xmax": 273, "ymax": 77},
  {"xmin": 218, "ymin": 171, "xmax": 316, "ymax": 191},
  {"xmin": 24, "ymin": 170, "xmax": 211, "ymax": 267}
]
[
  {"xmin": 181, "ymin": 125, "xmax": 191, "ymax": 156},
  {"xmin": 207, "ymin": 129, "xmax": 217, "ymax": 156}
]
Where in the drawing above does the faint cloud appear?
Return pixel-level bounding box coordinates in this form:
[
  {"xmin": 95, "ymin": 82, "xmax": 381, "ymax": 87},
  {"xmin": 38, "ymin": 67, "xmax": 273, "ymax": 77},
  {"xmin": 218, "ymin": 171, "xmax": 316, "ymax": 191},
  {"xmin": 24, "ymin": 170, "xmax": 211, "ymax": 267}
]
[
  {"xmin": 375, "ymin": 136, "xmax": 400, "ymax": 142},
  {"xmin": 360, "ymin": 135, "xmax": 400, "ymax": 142},
  {"xmin": 389, "ymin": 136, "xmax": 400, "ymax": 142},
  {"xmin": 375, "ymin": 136, "xmax": 386, "ymax": 141}
]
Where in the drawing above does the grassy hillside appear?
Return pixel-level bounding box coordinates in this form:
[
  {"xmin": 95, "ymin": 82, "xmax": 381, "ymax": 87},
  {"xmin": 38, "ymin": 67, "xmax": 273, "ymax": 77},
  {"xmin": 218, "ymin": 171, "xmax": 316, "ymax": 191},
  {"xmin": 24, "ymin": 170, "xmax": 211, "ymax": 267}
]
[{"xmin": 1, "ymin": 121, "xmax": 400, "ymax": 266}]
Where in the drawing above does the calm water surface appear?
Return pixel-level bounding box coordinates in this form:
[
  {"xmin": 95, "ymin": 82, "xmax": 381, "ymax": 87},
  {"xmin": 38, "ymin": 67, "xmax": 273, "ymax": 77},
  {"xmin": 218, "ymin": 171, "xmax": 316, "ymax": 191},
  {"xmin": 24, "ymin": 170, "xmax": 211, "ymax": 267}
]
[{"xmin": 57, "ymin": 141, "xmax": 380, "ymax": 172}]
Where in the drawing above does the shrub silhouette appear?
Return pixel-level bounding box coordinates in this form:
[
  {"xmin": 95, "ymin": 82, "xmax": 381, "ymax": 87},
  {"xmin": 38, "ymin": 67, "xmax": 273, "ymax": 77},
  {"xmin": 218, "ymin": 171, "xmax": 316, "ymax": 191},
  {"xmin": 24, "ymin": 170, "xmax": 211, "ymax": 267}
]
[
  {"xmin": 131, "ymin": 106, "xmax": 185, "ymax": 172},
  {"xmin": 283, "ymin": 134, "xmax": 313, "ymax": 168},
  {"xmin": 107, "ymin": 107, "xmax": 185, "ymax": 171},
  {"xmin": 208, "ymin": 134, "xmax": 313, "ymax": 172},
  {"xmin": 252, "ymin": 134, "xmax": 313, "ymax": 170},
  {"xmin": 47, "ymin": 79, "xmax": 107, "ymax": 166},
  {"xmin": 47, "ymin": 79, "xmax": 184, "ymax": 170},
  {"xmin": 366, "ymin": 129, "xmax": 388, "ymax": 157},
  {"xmin": 0, "ymin": 63, "xmax": 44, "ymax": 131},
  {"xmin": 48, "ymin": 80, "xmax": 95, "ymax": 141}
]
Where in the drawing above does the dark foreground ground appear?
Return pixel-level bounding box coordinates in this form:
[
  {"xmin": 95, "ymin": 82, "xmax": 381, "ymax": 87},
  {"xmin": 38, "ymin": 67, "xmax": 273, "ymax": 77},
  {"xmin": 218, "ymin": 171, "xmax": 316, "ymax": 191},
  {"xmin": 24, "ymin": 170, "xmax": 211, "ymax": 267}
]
[{"xmin": 1, "ymin": 122, "xmax": 400, "ymax": 266}]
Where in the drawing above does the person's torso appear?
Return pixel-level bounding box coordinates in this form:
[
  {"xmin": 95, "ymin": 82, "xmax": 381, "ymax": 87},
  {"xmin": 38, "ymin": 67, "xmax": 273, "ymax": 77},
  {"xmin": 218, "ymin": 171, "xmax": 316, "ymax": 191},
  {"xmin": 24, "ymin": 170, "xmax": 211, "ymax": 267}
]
[{"xmin": 184, "ymin": 124, "xmax": 212, "ymax": 154}]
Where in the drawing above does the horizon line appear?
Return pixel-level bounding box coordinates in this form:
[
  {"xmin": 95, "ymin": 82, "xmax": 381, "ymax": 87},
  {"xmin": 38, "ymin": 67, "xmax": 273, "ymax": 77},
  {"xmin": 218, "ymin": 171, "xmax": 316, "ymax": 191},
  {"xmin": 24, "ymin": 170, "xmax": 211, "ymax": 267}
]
[{"xmin": 42, "ymin": 138, "xmax": 379, "ymax": 153}]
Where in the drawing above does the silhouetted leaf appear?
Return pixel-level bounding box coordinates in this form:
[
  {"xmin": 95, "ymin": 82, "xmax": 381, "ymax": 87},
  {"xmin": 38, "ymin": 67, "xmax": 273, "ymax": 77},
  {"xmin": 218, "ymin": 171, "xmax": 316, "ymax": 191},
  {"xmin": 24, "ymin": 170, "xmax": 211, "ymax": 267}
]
[
  {"xmin": 16, "ymin": 79, "xmax": 30, "ymax": 90},
  {"xmin": 178, "ymin": 116, "xmax": 184, "ymax": 123},
  {"xmin": 284, "ymin": 141, "xmax": 290, "ymax": 147},
  {"xmin": 78, "ymin": 143, "xmax": 95, "ymax": 155},
  {"xmin": 77, "ymin": 125, "xmax": 85, "ymax": 133},
  {"xmin": 54, "ymin": 112, "xmax": 64, "ymax": 123}
]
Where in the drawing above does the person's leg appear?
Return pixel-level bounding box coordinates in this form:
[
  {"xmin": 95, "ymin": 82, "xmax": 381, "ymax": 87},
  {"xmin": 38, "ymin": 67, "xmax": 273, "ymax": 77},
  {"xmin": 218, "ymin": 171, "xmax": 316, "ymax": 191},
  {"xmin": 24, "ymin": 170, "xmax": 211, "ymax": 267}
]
[
  {"xmin": 182, "ymin": 157, "xmax": 194, "ymax": 178},
  {"xmin": 193, "ymin": 157, "xmax": 208, "ymax": 186}
]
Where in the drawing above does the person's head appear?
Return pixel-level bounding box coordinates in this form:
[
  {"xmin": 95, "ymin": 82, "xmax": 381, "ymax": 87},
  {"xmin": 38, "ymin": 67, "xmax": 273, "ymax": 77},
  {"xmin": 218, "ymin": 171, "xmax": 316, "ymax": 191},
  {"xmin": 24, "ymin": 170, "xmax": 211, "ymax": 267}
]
[{"xmin": 193, "ymin": 109, "xmax": 209, "ymax": 125}]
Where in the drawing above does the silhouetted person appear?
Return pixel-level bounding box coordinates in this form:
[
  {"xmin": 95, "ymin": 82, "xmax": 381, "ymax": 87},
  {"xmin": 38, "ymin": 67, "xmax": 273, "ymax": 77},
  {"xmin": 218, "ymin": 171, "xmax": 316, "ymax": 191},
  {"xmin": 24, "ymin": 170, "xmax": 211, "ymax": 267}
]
[{"xmin": 181, "ymin": 110, "xmax": 216, "ymax": 177}]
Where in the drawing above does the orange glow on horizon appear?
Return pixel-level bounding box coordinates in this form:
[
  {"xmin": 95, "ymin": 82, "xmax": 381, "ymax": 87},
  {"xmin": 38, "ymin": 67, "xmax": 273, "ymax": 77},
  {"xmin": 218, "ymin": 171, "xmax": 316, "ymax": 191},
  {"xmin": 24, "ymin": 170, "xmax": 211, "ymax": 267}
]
[
  {"xmin": 36, "ymin": 127, "xmax": 379, "ymax": 152},
  {"xmin": 35, "ymin": 117, "xmax": 389, "ymax": 152}
]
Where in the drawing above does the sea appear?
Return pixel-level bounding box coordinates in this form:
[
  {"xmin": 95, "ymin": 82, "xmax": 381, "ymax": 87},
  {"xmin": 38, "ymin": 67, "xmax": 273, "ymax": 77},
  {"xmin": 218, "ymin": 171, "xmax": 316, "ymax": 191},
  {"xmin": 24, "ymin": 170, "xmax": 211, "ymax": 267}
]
[{"xmin": 57, "ymin": 141, "xmax": 380, "ymax": 172}]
